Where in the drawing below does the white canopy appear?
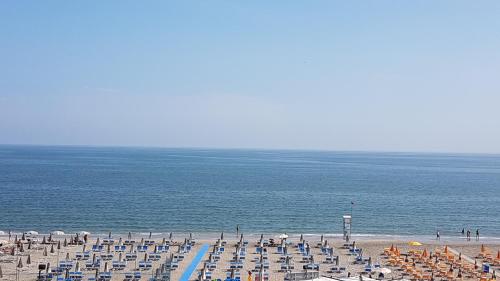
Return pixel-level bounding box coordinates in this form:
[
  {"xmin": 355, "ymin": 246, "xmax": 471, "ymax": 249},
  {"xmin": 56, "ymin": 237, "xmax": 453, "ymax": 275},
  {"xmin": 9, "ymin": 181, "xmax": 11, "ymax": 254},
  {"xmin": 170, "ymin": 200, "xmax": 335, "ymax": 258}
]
[
  {"xmin": 51, "ymin": 231, "xmax": 65, "ymax": 235},
  {"xmin": 78, "ymin": 231, "xmax": 90, "ymax": 236},
  {"xmin": 26, "ymin": 231, "xmax": 39, "ymax": 235},
  {"xmin": 0, "ymin": 231, "xmax": 5, "ymax": 235},
  {"xmin": 279, "ymin": 233, "xmax": 289, "ymax": 239}
]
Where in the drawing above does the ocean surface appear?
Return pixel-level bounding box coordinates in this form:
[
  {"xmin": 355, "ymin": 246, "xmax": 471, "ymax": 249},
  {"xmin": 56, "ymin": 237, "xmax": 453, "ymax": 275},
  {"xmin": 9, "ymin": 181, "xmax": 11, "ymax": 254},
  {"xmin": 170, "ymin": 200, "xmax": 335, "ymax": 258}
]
[{"xmin": 0, "ymin": 145, "xmax": 499, "ymax": 237}]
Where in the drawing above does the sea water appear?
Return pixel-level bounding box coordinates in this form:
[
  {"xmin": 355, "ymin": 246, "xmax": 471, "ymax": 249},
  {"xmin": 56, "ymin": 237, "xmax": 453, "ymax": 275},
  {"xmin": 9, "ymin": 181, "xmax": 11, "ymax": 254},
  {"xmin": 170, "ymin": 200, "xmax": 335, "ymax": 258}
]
[{"xmin": 0, "ymin": 145, "xmax": 499, "ymax": 236}]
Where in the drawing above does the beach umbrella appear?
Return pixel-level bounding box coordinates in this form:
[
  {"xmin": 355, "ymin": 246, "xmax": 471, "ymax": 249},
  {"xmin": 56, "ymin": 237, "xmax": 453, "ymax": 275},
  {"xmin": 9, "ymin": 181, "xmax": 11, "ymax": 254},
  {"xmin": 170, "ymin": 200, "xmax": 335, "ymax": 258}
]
[
  {"xmin": 83, "ymin": 244, "xmax": 86, "ymax": 252},
  {"xmin": 57, "ymin": 240, "xmax": 61, "ymax": 250},
  {"xmin": 92, "ymin": 254, "xmax": 96, "ymax": 264},
  {"xmin": 444, "ymin": 245, "xmax": 448, "ymax": 254},
  {"xmin": 144, "ymin": 253, "xmax": 148, "ymax": 261},
  {"xmin": 169, "ymin": 232, "xmax": 173, "ymax": 240},
  {"xmin": 140, "ymin": 238, "xmax": 144, "ymax": 245},
  {"xmin": 108, "ymin": 232, "xmax": 111, "ymax": 239},
  {"xmin": 118, "ymin": 237, "xmax": 122, "ymax": 245},
  {"xmin": 66, "ymin": 253, "xmax": 70, "ymax": 261},
  {"xmin": 201, "ymin": 265, "xmax": 207, "ymax": 281},
  {"xmin": 154, "ymin": 246, "xmax": 158, "ymax": 253},
  {"xmin": 107, "ymin": 244, "xmax": 111, "ymax": 253},
  {"xmin": 22, "ymin": 233, "xmax": 25, "ymax": 241},
  {"xmin": 300, "ymin": 234, "xmax": 303, "ymax": 242},
  {"xmin": 119, "ymin": 252, "xmax": 122, "ymax": 261},
  {"xmin": 63, "ymin": 238, "xmax": 68, "ymax": 247},
  {"xmin": 46, "ymin": 262, "xmax": 50, "ymax": 274},
  {"xmin": 51, "ymin": 230, "xmax": 65, "ymax": 236},
  {"xmin": 149, "ymin": 232, "xmax": 152, "ymax": 239},
  {"xmin": 190, "ymin": 232, "xmax": 193, "ymax": 240},
  {"xmin": 320, "ymin": 235, "xmax": 324, "ymax": 244},
  {"xmin": 17, "ymin": 257, "xmax": 23, "ymax": 268},
  {"xmin": 28, "ymin": 240, "xmax": 32, "ymax": 249},
  {"xmin": 95, "ymin": 238, "xmax": 100, "ymax": 245},
  {"xmin": 409, "ymin": 241, "xmax": 422, "ymax": 246},
  {"xmin": 0, "ymin": 265, "xmax": 3, "ymax": 278},
  {"xmin": 162, "ymin": 238, "xmax": 166, "ymax": 245},
  {"xmin": 279, "ymin": 233, "xmax": 288, "ymax": 239},
  {"xmin": 221, "ymin": 232, "xmax": 224, "ymax": 240},
  {"xmin": 20, "ymin": 242, "xmax": 25, "ymax": 252},
  {"xmin": 95, "ymin": 268, "xmax": 99, "ymax": 278},
  {"xmin": 128, "ymin": 232, "xmax": 132, "ymax": 240},
  {"xmin": 42, "ymin": 236, "xmax": 47, "ymax": 244},
  {"xmin": 390, "ymin": 244, "xmax": 394, "ymax": 252},
  {"xmin": 75, "ymin": 261, "xmax": 80, "ymax": 272},
  {"xmin": 378, "ymin": 268, "xmax": 391, "ymax": 274},
  {"xmin": 14, "ymin": 235, "xmax": 18, "ymax": 244},
  {"xmin": 230, "ymin": 268, "xmax": 235, "ymax": 279},
  {"xmin": 26, "ymin": 255, "xmax": 31, "ymax": 265},
  {"xmin": 104, "ymin": 262, "xmax": 108, "ymax": 272},
  {"xmin": 43, "ymin": 247, "xmax": 48, "ymax": 256},
  {"xmin": 459, "ymin": 252, "xmax": 462, "ymax": 260},
  {"xmin": 50, "ymin": 244, "xmax": 55, "ymax": 254}
]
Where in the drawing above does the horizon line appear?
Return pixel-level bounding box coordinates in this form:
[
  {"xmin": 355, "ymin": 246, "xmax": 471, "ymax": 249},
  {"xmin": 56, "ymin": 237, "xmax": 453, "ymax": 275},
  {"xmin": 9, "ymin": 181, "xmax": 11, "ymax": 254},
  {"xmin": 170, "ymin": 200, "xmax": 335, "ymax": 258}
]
[{"xmin": 1, "ymin": 143, "xmax": 499, "ymax": 157}]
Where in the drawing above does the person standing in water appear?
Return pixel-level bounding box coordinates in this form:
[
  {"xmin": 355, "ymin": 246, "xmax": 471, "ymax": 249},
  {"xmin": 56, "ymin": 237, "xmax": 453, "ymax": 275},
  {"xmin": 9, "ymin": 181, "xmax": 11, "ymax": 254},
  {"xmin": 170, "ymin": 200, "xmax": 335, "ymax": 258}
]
[
  {"xmin": 461, "ymin": 228, "xmax": 465, "ymax": 236},
  {"xmin": 436, "ymin": 230, "xmax": 440, "ymax": 240},
  {"xmin": 476, "ymin": 229, "xmax": 480, "ymax": 241},
  {"xmin": 236, "ymin": 225, "xmax": 240, "ymax": 238},
  {"xmin": 466, "ymin": 229, "xmax": 471, "ymax": 241}
]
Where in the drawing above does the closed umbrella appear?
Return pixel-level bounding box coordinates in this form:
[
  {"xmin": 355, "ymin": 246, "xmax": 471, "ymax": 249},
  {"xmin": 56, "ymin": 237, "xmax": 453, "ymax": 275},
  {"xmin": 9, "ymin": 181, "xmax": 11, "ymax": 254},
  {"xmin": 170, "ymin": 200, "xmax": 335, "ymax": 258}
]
[
  {"xmin": 57, "ymin": 240, "xmax": 61, "ymax": 250},
  {"xmin": 50, "ymin": 244, "xmax": 55, "ymax": 254},
  {"xmin": 104, "ymin": 262, "xmax": 108, "ymax": 272},
  {"xmin": 22, "ymin": 233, "xmax": 25, "ymax": 241},
  {"xmin": 20, "ymin": 243, "xmax": 25, "ymax": 252},
  {"xmin": 221, "ymin": 232, "xmax": 224, "ymax": 240},
  {"xmin": 63, "ymin": 238, "xmax": 68, "ymax": 247},
  {"xmin": 128, "ymin": 232, "xmax": 132, "ymax": 240},
  {"xmin": 169, "ymin": 232, "xmax": 173, "ymax": 240},
  {"xmin": 17, "ymin": 258, "xmax": 23, "ymax": 268},
  {"xmin": 28, "ymin": 240, "xmax": 32, "ymax": 250},
  {"xmin": 43, "ymin": 247, "xmax": 48, "ymax": 256},
  {"xmin": 26, "ymin": 255, "xmax": 31, "ymax": 265},
  {"xmin": 66, "ymin": 253, "xmax": 70, "ymax": 261},
  {"xmin": 42, "ymin": 236, "xmax": 47, "ymax": 244}
]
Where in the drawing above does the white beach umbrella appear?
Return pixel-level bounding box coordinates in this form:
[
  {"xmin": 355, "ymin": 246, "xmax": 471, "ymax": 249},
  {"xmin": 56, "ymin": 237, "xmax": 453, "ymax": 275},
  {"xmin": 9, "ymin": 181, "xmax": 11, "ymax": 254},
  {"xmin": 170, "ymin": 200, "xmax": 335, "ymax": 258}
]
[
  {"xmin": 51, "ymin": 231, "xmax": 65, "ymax": 236},
  {"xmin": 78, "ymin": 231, "xmax": 90, "ymax": 236},
  {"xmin": 26, "ymin": 231, "xmax": 39, "ymax": 235},
  {"xmin": 0, "ymin": 231, "xmax": 5, "ymax": 235},
  {"xmin": 279, "ymin": 233, "xmax": 288, "ymax": 239},
  {"xmin": 376, "ymin": 268, "xmax": 391, "ymax": 274}
]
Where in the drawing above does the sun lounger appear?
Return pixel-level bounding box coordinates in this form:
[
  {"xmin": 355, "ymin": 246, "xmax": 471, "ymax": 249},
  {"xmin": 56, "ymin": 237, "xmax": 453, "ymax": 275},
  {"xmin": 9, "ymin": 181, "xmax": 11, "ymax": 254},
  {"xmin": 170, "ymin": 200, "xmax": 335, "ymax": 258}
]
[
  {"xmin": 92, "ymin": 245, "xmax": 104, "ymax": 252},
  {"xmin": 157, "ymin": 245, "xmax": 169, "ymax": 252},
  {"xmin": 136, "ymin": 245, "xmax": 148, "ymax": 252},
  {"xmin": 114, "ymin": 245, "xmax": 126, "ymax": 252},
  {"xmin": 138, "ymin": 260, "xmax": 153, "ymax": 270},
  {"xmin": 97, "ymin": 272, "xmax": 112, "ymax": 281},
  {"xmin": 148, "ymin": 253, "xmax": 161, "ymax": 261},
  {"xmin": 102, "ymin": 238, "xmax": 114, "ymax": 245},
  {"xmin": 112, "ymin": 261, "xmax": 127, "ymax": 270}
]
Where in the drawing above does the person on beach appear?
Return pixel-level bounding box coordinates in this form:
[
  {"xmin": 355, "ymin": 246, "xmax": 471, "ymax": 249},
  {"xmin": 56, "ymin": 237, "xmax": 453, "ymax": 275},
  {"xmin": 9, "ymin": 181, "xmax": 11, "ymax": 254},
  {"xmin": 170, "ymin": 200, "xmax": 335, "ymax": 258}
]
[
  {"xmin": 236, "ymin": 225, "xmax": 240, "ymax": 238},
  {"xmin": 436, "ymin": 230, "xmax": 440, "ymax": 240},
  {"xmin": 83, "ymin": 234, "xmax": 88, "ymax": 244},
  {"xmin": 476, "ymin": 229, "xmax": 479, "ymax": 241},
  {"xmin": 466, "ymin": 229, "xmax": 471, "ymax": 241},
  {"xmin": 461, "ymin": 228, "xmax": 465, "ymax": 236}
]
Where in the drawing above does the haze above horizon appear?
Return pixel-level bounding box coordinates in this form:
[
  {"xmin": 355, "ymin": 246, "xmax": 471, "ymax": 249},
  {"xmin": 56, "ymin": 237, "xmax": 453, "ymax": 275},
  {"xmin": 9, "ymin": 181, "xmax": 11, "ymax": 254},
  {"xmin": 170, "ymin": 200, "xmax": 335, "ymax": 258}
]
[{"xmin": 1, "ymin": 1, "xmax": 500, "ymax": 153}]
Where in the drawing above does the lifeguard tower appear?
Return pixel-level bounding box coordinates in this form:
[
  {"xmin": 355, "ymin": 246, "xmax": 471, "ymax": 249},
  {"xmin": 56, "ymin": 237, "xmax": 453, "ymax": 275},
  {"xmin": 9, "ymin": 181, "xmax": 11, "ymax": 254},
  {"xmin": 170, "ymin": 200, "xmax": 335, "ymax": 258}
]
[{"xmin": 343, "ymin": 215, "xmax": 352, "ymax": 241}]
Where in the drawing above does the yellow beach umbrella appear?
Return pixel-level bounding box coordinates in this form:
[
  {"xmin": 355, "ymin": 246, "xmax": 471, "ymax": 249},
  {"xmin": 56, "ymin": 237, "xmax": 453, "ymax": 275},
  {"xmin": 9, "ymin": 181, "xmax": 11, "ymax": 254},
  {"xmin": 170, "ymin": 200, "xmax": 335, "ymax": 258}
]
[{"xmin": 408, "ymin": 241, "xmax": 422, "ymax": 246}]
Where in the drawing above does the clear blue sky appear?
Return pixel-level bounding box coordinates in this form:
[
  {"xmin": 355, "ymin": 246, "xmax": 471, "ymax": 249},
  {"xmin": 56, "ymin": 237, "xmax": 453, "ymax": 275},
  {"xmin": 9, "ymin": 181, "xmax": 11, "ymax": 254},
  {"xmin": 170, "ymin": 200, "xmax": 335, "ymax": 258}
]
[{"xmin": 1, "ymin": 1, "xmax": 499, "ymax": 153}]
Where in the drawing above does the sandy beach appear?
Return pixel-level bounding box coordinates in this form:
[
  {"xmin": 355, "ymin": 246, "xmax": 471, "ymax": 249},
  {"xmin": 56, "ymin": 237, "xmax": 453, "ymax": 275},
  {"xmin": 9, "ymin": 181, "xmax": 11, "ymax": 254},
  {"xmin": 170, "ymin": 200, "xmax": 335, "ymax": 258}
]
[{"xmin": 0, "ymin": 233, "xmax": 498, "ymax": 281}]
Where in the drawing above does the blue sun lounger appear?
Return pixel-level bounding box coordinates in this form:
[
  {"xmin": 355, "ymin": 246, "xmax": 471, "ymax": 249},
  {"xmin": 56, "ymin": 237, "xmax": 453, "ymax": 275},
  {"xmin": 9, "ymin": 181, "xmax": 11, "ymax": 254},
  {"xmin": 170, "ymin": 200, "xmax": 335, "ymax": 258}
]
[
  {"xmin": 125, "ymin": 252, "xmax": 138, "ymax": 261},
  {"xmin": 137, "ymin": 245, "xmax": 148, "ymax": 252}
]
